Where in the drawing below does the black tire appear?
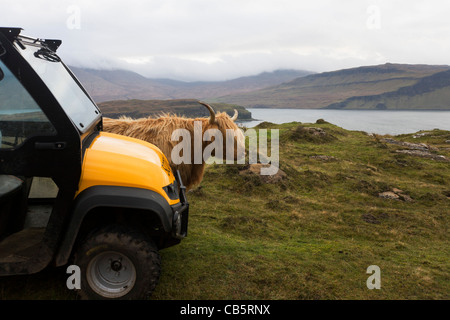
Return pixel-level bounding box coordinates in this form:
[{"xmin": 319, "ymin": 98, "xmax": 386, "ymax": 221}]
[{"xmin": 74, "ymin": 225, "xmax": 161, "ymax": 300}]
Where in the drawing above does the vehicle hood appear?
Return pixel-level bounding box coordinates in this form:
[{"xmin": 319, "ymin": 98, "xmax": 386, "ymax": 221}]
[{"xmin": 77, "ymin": 132, "xmax": 177, "ymax": 204}]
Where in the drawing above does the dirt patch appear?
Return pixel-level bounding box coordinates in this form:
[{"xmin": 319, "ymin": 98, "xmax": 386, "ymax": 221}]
[
  {"xmin": 239, "ymin": 163, "xmax": 287, "ymax": 184},
  {"xmin": 362, "ymin": 211, "xmax": 389, "ymax": 224},
  {"xmin": 309, "ymin": 155, "xmax": 338, "ymax": 161}
]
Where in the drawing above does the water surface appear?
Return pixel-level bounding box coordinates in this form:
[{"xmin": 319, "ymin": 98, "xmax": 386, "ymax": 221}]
[{"xmin": 240, "ymin": 109, "xmax": 450, "ymax": 135}]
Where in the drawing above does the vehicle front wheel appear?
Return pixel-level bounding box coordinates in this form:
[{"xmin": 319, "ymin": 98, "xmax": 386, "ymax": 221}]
[{"xmin": 74, "ymin": 225, "xmax": 161, "ymax": 300}]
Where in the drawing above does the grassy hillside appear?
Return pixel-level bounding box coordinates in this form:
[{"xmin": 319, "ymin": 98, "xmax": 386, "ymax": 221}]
[
  {"xmin": 328, "ymin": 70, "xmax": 450, "ymax": 109},
  {"xmin": 151, "ymin": 123, "xmax": 449, "ymax": 299},
  {"xmin": 215, "ymin": 63, "xmax": 450, "ymax": 110},
  {"xmin": 0, "ymin": 122, "xmax": 448, "ymax": 300},
  {"xmin": 97, "ymin": 99, "xmax": 253, "ymax": 120}
]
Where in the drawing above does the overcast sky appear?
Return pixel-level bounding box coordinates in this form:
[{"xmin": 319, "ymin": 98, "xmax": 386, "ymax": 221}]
[{"xmin": 2, "ymin": 0, "xmax": 450, "ymax": 81}]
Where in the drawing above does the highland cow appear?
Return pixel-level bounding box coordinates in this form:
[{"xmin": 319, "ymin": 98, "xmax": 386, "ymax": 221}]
[{"xmin": 102, "ymin": 101, "xmax": 245, "ymax": 190}]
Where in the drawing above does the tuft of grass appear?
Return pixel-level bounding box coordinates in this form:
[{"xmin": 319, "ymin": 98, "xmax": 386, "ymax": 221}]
[{"xmin": 289, "ymin": 125, "xmax": 338, "ymax": 144}]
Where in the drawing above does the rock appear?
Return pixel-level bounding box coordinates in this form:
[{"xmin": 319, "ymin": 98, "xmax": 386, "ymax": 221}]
[
  {"xmin": 379, "ymin": 188, "xmax": 414, "ymax": 202},
  {"xmin": 398, "ymin": 193, "xmax": 414, "ymax": 202},
  {"xmin": 290, "ymin": 125, "xmax": 337, "ymax": 143},
  {"xmin": 446, "ymin": 140, "xmax": 450, "ymax": 144},
  {"xmin": 413, "ymin": 132, "xmax": 430, "ymax": 138},
  {"xmin": 382, "ymin": 137, "xmax": 446, "ymax": 161},
  {"xmin": 291, "ymin": 126, "xmax": 337, "ymax": 143},
  {"xmin": 239, "ymin": 163, "xmax": 287, "ymax": 184},
  {"xmin": 305, "ymin": 127, "xmax": 327, "ymax": 136},
  {"xmin": 378, "ymin": 191, "xmax": 400, "ymax": 200},
  {"xmin": 395, "ymin": 150, "xmax": 449, "ymax": 161},
  {"xmin": 382, "ymin": 138, "xmax": 431, "ymax": 151}
]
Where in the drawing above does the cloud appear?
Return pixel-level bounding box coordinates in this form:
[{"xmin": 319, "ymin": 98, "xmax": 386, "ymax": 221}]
[{"xmin": 1, "ymin": 0, "xmax": 450, "ymax": 81}]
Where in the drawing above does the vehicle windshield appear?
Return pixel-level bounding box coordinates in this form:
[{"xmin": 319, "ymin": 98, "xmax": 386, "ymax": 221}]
[
  {"xmin": 0, "ymin": 59, "xmax": 56, "ymax": 149},
  {"xmin": 14, "ymin": 40, "xmax": 101, "ymax": 133}
]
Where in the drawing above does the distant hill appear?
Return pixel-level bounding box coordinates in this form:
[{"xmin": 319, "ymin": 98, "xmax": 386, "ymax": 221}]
[
  {"xmin": 327, "ymin": 69, "xmax": 450, "ymax": 110},
  {"xmin": 214, "ymin": 63, "xmax": 450, "ymax": 110},
  {"xmin": 70, "ymin": 67, "xmax": 313, "ymax": 103},
  {"xmin": 98, "ymin": 99, "xmax": 253, "ymax": 121}
]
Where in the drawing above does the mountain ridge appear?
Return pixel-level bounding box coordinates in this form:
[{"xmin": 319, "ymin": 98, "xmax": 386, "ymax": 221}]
[
  {"xmin": 71, "ymin": 67, "xmax": 313, "ymax": 103},
  {"xmin": 72, "ymin": 63, "xmax": 450, "ymax": 111},
  {"xmin": 327, "ymin": 69, "xmax": 450, "ymax": 110},
  {"xmin": 214, "ymin": 63, "xmax": 450, "ymax": 110}
]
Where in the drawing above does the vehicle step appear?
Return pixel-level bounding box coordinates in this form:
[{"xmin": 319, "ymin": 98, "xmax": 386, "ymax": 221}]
[
  {"xmin": 24, "ymin": 204, "xmax": 53, "ymax": 228},
  {"xmin": 0, "ymin": 228, "xmax": 51, "ymax": 275}
]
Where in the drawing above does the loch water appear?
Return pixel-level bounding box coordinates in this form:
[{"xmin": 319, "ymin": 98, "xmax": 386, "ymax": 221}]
[{"xmin": 240, "ymin": 109, "xmax": 450, "ymax": 135}]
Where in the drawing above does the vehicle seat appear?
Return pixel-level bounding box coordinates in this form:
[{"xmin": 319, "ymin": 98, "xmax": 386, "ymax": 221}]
[
  {"xmin": 0, "ymin": 175, "xmax": 23, "ymax": 198},
  {"xmin": 0, "ymin": 175, "xmax": 24, "ymax": 237}
]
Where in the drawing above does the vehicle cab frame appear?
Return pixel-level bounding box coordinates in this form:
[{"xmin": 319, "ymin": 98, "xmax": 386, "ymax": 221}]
[{"xmin": 0, "ymin": 28, "xmax": 188, "ymax": 298}]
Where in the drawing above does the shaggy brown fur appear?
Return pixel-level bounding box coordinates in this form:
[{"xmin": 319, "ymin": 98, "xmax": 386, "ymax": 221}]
[{"xmin": 102, "ymin": 106, "xmax": 244, "ymax": 190}]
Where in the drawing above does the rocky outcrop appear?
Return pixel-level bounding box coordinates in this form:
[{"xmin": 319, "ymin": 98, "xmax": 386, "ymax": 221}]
[
  {"xmin": 382, "ymin": 138, "xmax": 448, "ymax": 162},
  {"xmin": 394, "ymin": 150, "xmax": 448, "ymax": 161},
  {"xmin": 381, "ymin": 138, "xmax": 433, "ymax": 151},
  {"xmin": 379, "ymin": 188, "xmax": 414, "ymax": 202},
  {"xmin": 291, "ymin": 126, "xmax": 337, "ymax": 143}
]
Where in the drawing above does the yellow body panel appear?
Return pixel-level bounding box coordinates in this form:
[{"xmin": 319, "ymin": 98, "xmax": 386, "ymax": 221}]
[{"xmin": 77, "ymin": 132, "xmax": 178, "ymax": 205}]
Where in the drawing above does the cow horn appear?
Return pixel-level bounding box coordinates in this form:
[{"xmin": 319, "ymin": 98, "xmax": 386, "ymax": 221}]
[
  {"xmin": 231, "ymin": 109, "xmax": 238, "ymax": 121},
  {"xmin": 199, "ymin": 101, "xmax": 215, "ymax": 124}
]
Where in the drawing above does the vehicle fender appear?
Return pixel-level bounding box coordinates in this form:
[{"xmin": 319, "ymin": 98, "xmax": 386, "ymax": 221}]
[{"xmin": 55, "ymin": 185, "xmax": 173, "ymax": 266}]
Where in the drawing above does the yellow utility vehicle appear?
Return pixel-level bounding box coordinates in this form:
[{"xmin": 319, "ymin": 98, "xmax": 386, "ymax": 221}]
[{"xmin": 0, "ymin": 27, "xmax": 188, "ymax": 299}]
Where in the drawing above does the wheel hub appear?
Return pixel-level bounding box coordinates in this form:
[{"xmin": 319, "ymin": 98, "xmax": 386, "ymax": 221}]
[
  {"xmin": 86, "ymin": 251, "xmax": 137, "ymax": 298},
  {"xmin": 111, "ymin": 260, "xmax": 122, "ymax": 272}
]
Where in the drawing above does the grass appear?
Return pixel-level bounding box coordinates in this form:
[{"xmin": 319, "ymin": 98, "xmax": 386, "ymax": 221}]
[{"xmin": 0, "ymin": 122, "xmax": 448, "ymax": 300}]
